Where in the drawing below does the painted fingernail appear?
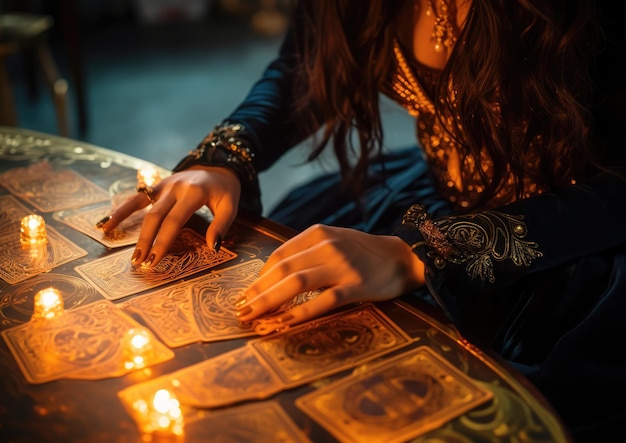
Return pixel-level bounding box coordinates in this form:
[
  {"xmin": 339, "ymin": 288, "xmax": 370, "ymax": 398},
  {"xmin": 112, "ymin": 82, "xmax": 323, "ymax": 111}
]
[
  {"xmin": 235, "ymin": 298, "xmax": 247, "ymax": 308},
  {"xmin": 143, "ymin": 253, "xmax": 156, "ymax": 267},
  {"xmin": 95, "ymin": 215, "xmax": 111, "ymax": 229},
  {"xmin": 131, "ymin": 248, "xmax": 142, "ymax": 264},
  {"xmin": 236, "ymin": 305, "xmax": 252, "ymax": 317},
  {"xmin": 213, "ymin": 236, "xmax": 222, "ymax": 253}
]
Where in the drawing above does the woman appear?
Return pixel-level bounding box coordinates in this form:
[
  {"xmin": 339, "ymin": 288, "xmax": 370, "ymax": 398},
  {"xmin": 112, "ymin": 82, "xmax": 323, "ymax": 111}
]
[{"xmin": 100, "ymin": 1, "xmax": 626, "ymax": 439}]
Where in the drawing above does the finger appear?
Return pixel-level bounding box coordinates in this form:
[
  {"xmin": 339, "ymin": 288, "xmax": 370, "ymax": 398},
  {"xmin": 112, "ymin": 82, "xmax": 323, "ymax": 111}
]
[
  {"xmin": 251, "ymin": 286, "xmax": 356, "ymax": 334},
  {"xmin": 131, "ymin": 194, "xmax": 176, "ymax": 266},
  {"xmin": 204, "ymin": 196, "xmax": 238, "ymax": 252},
  {"xmin": 141, "ymin": 191, "xmax": 205, "ymax": 267},
  {"xmin": 237, "ymin": 261, "xmax": 335, "ymax": 322},
  {"xmin": 260, "ymin": 224, "xmax": 332, "ymax": 276},
  {"xmin": 277, "ymin": 286, "xmax": 355, "ymax": 324},
  {"xmin": 248, "ymin": 243, "xmax": 327, "ymax": 299},
  {"xmin": 98, "ymin": 191, "xmax": 151, "ymax": 233}
]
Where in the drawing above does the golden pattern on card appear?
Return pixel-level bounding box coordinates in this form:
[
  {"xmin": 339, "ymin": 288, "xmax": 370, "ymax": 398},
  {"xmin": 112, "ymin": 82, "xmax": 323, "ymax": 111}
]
[
  {"xmin": 122, "ymin": 279, "xmax": 200, "ymax": 347},
  {"xmin": 75, "ymin": 228, "xmax": 237, "ymax": 300},
  {"xmin": 119, "ymin": 346, "xmax": 282, "ymax": 409},
  {"xmin": 123, "ymin": 260, "xmax": 318, "ymax": 346},
  {"xmin": 1, "ymin": 300, "xmax": 174, "ymax": 384},
  {"xmin": 0, "ymin": 162, "xmax": 110, "ymax": 212},
  {"xmin": 296, "ymin": 346, "xmax": 493, "ymax": 443},
  {"xmin": 0, "ymin": 194, "xmax": 32, "ymax": 235},
  {"xmin": 0, "ymin": 225, "xmax": 88, "ymax": 284},
  {"xmin": 54, "ymin": 204, "xmax": 144, "ymax": 248},
  {"xmin": 250, "ymin": 304, "xmax": 413, "ymax": 387}
]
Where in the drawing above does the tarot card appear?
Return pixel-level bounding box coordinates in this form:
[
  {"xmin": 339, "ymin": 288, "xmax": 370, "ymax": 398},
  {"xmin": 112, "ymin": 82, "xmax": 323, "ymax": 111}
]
[
  {"xmin": 54, "ymin": 203, "xmax": 144, "ymax": 248},
  {"xmin": 0, "ymin": 225, "xmax": 88, "ymax": 284},
  {"xmin": 120, "ymin": 391, "xmax": 309, "ymax": 443},
  {"xmin": 121, "ymin": 276, "xmax": 202, "ymax": 347},
  {"xmin": 295, "ymin": 346, "xmax": 493, "ymax": 443},
  {"xmin": 1, "ymin": 300, "xmax": 174, "ymax": 384},
  {"xmin": 74, "ymin": 228, "xmax": 237, "ymax": 300},
  {"xmin": 122, "ymin": 259, "xmax": 319, "ymax": 347},
  {"xmin": 119, "ymin": 346, "xmax": 283, "ymax": 410},
  {"xmin": 181, "ymin": 401, "xmax": 311, "ymax": 443},
  {"xmin": 249, "ymin": 304, "xmax": 413, "ymax": 387},
  {"xmin": 0, "ymin": 162, "xmax": 110, "ymax": 212},
  {"xmin": 0, "ymin": 194, "xmax": 32, "ymax": 236}
]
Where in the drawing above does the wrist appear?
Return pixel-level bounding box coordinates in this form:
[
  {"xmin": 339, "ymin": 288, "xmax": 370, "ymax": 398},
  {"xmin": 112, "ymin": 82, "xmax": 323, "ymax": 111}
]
[{"xmin": 390, "ymin": 235, "xmax": 426, "ymax": 289}]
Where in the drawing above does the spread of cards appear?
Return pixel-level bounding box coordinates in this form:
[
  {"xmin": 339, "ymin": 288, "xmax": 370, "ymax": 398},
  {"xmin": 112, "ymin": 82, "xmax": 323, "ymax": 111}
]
[{"xmin": 0, "ymin": 148, "xmax": 558, "ymax": 442}]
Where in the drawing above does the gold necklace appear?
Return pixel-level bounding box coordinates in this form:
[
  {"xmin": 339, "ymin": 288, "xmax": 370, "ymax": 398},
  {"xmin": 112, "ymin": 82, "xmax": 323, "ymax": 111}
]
[
  {"xmin": 392, "ymin": 40, "xmax": 435, "ymax": 116},
  {"xmin": 426, "ymin": 0, "xmax": 457, "ymax": 53}
]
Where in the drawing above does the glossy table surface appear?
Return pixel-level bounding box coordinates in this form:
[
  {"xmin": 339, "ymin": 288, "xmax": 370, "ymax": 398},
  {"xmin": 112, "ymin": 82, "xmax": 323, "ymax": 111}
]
[{"xmin": 0, "ymin": 127, "xmax": 571, "ymax": 443}]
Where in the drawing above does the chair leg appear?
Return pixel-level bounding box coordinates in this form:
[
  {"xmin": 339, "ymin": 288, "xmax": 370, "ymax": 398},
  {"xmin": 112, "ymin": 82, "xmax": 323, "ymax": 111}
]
[
  {"xmin": 59, "ymin": 0, "xmax": 88, "ymax": 136},
  {"xmin": 0, "ymin": 61, "xmax": 19, "ymax": 127},
  {"xmin": 36, "ymin": 43, "xmax": 70, "ymax": 137},
  {"xmin": 53, "ymin": 78, "xmax": 69, "ymax": 138}
]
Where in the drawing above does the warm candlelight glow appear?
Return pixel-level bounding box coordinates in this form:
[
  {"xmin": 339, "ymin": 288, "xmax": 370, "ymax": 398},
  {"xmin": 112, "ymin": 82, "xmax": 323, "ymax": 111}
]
[
  {"xmin": 132, "ymin": 389, "xmax": 184, "ymax": 436},
  {"xmin": 137, "ymin": 166, "xmax": 160, "ymax": 188},
  {"xmin": 32, "ymin": 287, "xmax": 64, "ymax": 320},
  {"xmin": 20, "ymin": 214, "xmax": 47, "ymax": 247},
  {"xmin": 123, "ymin": 327, "xmax": 153, "ymax": 370}
]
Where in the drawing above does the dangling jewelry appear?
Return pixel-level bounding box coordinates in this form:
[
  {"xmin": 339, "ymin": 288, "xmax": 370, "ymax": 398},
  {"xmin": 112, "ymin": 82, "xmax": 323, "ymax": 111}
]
[{"xmin": 426, "ymin": 0, "xmax": 457, "ymax": 53}]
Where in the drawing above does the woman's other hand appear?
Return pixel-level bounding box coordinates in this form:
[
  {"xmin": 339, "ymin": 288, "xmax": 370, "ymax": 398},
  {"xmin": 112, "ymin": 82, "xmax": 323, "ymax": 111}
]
[
  {"xmin": 97, "ymin": 166, "xmax": 241, "ymax": 267},
  {"xmin": 236, "ymin": 224, "xmax": 425, "ymax": 327}
]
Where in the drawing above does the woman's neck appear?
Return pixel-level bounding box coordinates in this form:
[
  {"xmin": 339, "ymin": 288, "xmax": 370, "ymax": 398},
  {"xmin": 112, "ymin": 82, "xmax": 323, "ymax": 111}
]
[{"xmin": 395, "ymin": 0, "xmax": 471, "ymax": 70}]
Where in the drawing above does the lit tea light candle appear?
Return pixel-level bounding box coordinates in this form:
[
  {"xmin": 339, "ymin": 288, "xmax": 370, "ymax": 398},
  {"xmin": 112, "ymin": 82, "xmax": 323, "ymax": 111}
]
[
  {"xmin": 20, "ymin": 214, "xmax": 47, "ymax": 247},
  {"xmin": 123, "ymin": 327, "xmax": 153, "ymax": 370},
  {"xmin": 137, "ymin": 166, "xmax": 160, "ymax": 188},
  {"xmin": 132, "ymin": 389, "xmax": 184, "ymax": 436},
  {"xmin": 32, "ymin": 287, "xmax": 64, "ymax": 320}
]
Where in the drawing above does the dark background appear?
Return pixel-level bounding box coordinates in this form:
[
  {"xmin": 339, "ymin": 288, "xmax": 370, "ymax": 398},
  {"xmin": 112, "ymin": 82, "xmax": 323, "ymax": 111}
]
[{"xmin": 1, "ymin": 0, "xmax": 413, "ymax": 214}]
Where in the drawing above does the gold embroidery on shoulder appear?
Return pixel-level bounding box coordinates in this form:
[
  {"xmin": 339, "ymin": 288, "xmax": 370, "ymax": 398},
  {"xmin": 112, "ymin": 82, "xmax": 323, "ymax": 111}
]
[
  {"xmin": 402, "ymin": 204, "xmax": 542, "ymax": 283},
  {"xmin": 436, "ymin": 211, "xmax": 543, "ymax": 283}
]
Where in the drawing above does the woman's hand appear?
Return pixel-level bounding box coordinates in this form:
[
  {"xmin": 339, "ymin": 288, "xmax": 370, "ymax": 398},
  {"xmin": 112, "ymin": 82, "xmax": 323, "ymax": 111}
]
[
  {"xmin": 236, "ymin": 224, "xmax": 426, "ymax": 328},
  {"xmin": 97, "ymin": 166, "xmax": 241, "ymax": 267}
]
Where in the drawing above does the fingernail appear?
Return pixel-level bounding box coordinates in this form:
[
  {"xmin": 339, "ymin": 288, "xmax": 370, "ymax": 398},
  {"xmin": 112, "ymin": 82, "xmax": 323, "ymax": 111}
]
[
  {"xmin": 131, "ymin": 248, "xmax": 141, "ymax": 264},
  {"xmin": 213, "ymin": 236, "xmax": 222, "ymax": 253},
  {"xmin": 236, "ymin": 305, "xmax": 252, "ymax": 317},
  {"xmin": 143, "ymin": 252, "xmax": 156, "ymax": 267},
  {"xmin": 95, "ymin": 215, "xmax": 111, "ymax": 229},
  {"xmin": 235, "ymin": 298, "xmax": 247, "ymax": 308}
]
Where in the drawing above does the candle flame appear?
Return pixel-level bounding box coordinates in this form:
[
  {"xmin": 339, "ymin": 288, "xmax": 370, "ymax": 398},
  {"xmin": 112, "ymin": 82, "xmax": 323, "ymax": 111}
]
[
  {"xmin": 20, "ymin": 214, "xmax": 47, "ymax": 247},
  {"xmin": 137, "ymin": 166, "xmax": 160, "ymax": 188},
  {"xmin": 32, "ymin": 287, "xmax": 64, "ymax": 320},
  {"xmin": 132, "ymin": 389, "xmax": 184, "ymax": 436},
  {"xmin": 130, "ymin": 332, "xmax": 150, "ymax": 350}
]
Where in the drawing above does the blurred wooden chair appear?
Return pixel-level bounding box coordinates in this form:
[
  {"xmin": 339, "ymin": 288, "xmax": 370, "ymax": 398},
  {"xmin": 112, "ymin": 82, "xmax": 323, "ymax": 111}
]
[{"xmin": 0, "ymin": 12, "xmax": 69, "ymax": 136}]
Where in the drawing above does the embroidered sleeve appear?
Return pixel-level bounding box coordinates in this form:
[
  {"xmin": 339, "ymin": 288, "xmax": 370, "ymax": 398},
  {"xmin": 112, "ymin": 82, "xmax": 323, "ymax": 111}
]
[
  {"xmin": 394, "ymin": 203, "xmax": 543, "ymax": 288},
  {"xmin": 394, "ymin": 172, "xmax": 626, "ymax": 330}
]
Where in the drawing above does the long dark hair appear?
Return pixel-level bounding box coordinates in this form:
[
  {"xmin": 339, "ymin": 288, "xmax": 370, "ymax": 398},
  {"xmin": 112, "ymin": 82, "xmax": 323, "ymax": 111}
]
[{"xmin": 290, "ymin": 0, "xmax": 603, "ymax": 208}]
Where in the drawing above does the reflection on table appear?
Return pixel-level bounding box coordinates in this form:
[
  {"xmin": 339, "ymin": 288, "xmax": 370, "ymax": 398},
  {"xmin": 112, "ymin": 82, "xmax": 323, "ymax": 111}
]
[{"xmin": 0, "ymin": 127, "xmax": 571, "ymax": 442}]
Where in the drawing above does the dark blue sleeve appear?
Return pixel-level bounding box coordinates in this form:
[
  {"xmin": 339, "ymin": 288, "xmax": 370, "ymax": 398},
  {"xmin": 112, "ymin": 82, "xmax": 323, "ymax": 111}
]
[{"xmin": 394, "ymin": 170, "xmax": 626, "ymax": 322}]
